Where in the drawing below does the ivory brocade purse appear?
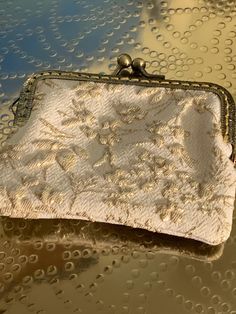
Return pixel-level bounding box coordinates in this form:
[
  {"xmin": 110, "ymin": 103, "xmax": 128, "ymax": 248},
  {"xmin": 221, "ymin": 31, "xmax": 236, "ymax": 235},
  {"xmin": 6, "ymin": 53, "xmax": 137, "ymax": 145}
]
[{"xmin": 1, "ymin": 54, "xmax": 236, "ymax": 246}]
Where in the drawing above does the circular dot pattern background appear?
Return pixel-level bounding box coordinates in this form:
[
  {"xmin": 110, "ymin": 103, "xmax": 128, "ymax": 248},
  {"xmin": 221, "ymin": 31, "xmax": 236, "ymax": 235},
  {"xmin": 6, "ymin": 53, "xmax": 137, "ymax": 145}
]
[{"xmin": 0, "ymin": 0, "xmax": 236, "ymax": 313}]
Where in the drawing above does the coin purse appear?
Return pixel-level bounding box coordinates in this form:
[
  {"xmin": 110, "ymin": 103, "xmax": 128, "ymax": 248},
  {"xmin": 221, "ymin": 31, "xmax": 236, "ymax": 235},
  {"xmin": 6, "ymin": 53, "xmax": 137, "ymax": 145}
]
[{"xmin": 1, "ymin": 54, "xmax": 235, "ymax": 245}]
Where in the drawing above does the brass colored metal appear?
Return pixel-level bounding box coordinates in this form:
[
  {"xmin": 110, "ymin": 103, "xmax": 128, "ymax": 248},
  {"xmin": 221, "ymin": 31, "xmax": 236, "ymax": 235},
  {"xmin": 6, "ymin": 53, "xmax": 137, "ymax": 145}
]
[
  {"xmin": 113, "ymin": 54, "xmax": 165, "ymax": 79},
  {"xmin": 132, "ymin": 57, "xmax": 146, "ymax": 70},
  {"xmin": 112, "ymin": 54, "xmax": 133, "ymax": 75}
]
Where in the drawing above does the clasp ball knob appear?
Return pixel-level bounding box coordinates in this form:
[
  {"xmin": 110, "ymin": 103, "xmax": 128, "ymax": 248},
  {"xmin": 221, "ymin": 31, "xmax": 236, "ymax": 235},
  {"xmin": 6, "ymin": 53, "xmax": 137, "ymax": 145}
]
[
  {"xmin": 132, "ymin": 58, "xmax": 146, "ymax": 71},
  {"xmin": 117, "ymin": 54, "xmax": 132, "ymax": 68}
]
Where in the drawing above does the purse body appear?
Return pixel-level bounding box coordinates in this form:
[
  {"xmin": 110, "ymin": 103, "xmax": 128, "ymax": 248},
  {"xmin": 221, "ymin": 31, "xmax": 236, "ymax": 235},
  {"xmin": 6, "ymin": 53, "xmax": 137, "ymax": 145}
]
[{"xmin": 1, "ymin": 70, "xmax": 236, "ymax": 245}]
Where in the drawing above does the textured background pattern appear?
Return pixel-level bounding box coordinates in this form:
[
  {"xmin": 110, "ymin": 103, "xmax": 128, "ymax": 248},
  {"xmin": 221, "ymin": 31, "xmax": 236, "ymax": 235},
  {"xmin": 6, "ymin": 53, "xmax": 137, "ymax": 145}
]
[{"xmin": 0, "ymin": 0, "xmax": 236, "ymax": 313}]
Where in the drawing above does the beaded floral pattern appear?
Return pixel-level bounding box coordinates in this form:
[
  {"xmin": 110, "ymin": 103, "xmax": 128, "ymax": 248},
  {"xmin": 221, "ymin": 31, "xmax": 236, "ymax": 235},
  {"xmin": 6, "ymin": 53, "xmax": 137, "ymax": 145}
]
[{"xmin": 0, "ymin": 78, "xmax": 235, "ymax": 245}]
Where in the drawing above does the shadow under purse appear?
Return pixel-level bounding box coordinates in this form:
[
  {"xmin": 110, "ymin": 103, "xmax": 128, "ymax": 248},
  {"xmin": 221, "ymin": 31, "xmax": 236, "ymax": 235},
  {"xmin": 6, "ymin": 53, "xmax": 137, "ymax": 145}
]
[{"xmin": 0, "ymin": 217, "xmax": 224, "ymax": 263}]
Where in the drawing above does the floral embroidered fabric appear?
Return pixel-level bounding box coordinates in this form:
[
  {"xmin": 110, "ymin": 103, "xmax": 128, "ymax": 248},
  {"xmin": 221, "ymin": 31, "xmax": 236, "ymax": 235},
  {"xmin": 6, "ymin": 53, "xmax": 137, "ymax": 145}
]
[{"xmin": 0, "ymin": 78, "xmax": 235, "ymax": 245}]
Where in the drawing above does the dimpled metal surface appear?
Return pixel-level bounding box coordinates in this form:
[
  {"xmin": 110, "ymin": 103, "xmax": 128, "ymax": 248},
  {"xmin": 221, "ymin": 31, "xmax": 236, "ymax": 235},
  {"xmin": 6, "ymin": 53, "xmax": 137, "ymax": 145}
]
[{"xmin": 0, "ymin": 0, "xmax": 236, "ymax": 313}]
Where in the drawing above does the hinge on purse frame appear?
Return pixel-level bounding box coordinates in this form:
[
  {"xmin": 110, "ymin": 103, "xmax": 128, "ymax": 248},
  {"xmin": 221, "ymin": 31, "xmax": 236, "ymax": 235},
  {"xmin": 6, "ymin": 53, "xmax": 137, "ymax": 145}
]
[{"xmin": 112, "ymin": 54, "xmax": 165, "ymax": 80}]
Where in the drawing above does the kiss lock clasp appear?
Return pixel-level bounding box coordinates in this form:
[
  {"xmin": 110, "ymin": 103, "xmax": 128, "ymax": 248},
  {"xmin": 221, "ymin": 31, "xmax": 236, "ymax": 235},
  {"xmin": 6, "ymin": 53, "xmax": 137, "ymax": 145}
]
[{"xmin": 113, "ymin": 53, "xmax": 165, "ymax": 80}]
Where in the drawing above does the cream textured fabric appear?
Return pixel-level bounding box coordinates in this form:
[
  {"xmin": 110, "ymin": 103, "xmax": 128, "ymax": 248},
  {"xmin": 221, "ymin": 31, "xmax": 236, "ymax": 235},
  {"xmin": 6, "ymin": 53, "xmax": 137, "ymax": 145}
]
[{"xmin": 0, "ymin": 78, "xmax": 235, "ymax": 245}]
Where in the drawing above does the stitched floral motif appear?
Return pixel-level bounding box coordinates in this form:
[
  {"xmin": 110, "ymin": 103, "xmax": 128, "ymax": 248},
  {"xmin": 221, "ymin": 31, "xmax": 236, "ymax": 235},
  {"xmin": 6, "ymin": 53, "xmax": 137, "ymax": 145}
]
[
  {"xmin": 174, "ymin": 91, "xmax": 220, "ymax": 122},
  {"xmin": 0, "ymin": 184, "xmax": 35, "ymax": 216},
  {"xmin": 192, "ymin": 98, "xmax": 218, "ymax": 120},
  {"xmin": 105, "ymin": 83, "xmax": 123, "ymax": 92},
  {"xmin": 73, "ymin": 81, "xmax": 104, "ymax": 98},
  {"xmin": 37, "ymin": 183, "xmax": 64, "ymax": 207},
  {"xmin": 0, "ymin": 186, "xmax": 13, "ymax": 210},
  {"xmin": 40, "ymin": 118, "xmax": 74, "ymax": 139},
  {"xmin": 156, "ymin": 201, "xmax": 184, "ymax": 223},
  {"xmin": 207, "ymin": 124, "xmax": 222, "ymax": 140},
  {"xmin": 136, "ymin": 87, "xmax": 165, "ymax": 97},
  {"xmin": 67, "ymin": 173, "xmax": 106, "ymax": 210},
  {"xmin": 115, "ymin": 103, "xmax": 147, "ymax": 124},
  {"xmin": 0, "ymin": 144, "xmax": 24, "ymax": 170},
  {"xmin": 24, "ymin": 117, "xmax": 89, "ymax": 180},
  {"xmin": 61, "ymin": 99, "xmax": 96, "ymax": 127},
  {"xmin": 26, "ymin": 141, "xmax": 87, "ymax": 172},
  {"xmin": 0, "ymin": 80, "xmax": 235, "ymax": 246}
]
